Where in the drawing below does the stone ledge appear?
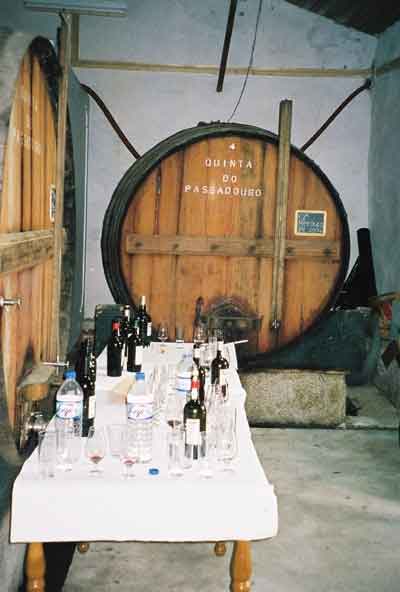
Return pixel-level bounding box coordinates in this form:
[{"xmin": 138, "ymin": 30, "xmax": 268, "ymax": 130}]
[{"xmin": 241, "ymin": 368, "xmax": 346, "ymax": 427}]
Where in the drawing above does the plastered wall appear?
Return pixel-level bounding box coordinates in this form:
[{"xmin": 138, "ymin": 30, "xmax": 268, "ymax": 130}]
[
  {"xmin": 0, "ymin": 0, "xmax": 377, "ymax": 317},
  {"xmin": 369, "ymin": 20, "xmax": 400, "ymax": 294}
]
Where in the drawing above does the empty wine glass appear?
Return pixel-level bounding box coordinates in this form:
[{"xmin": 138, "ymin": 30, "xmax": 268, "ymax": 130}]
[
  {"xmin": 216, "ymin": 409, "xmax": 237, "ymax": 472},
  {"xmin": 165, "ymin": 393, "xmax": 183, "ymax": 430},
  {"xmin": 85, "ymin": 426, "xmax": 106, "ymax": 476},
  {"xmin": 168, "ymin": 426, "xmax": 184, "ymax": 478},
  {"xmin": 208, "ymin": 333, "xmax": 218, "ymax": 360},
  {"xmin": 157, "ymin": 321, "xmax": 169, "ymax": 352},
  {"xmin": 199, "ymin": 432, "xmax": 213, "ymax": 479},
  {"xmin": 193, "ymin": 324, "xmax": 207, "ymax": 345},
  {"xmin": 153, "ymin": 365, "xmax": 168, "ymax": 425},
  {"xmin": 120, "ymin": 426, "xmax": 139, "ymax": 479}
]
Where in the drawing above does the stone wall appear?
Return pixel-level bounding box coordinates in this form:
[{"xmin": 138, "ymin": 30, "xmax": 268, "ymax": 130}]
[{"xmin": 368, "ymin": 21, "xmax": 400, "ymax": 408}]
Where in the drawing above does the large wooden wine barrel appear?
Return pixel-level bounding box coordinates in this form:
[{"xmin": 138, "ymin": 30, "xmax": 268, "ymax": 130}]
[
  {"xmin": 0, "ymin": 33, "xmax": 77, "ymax": 460},
  {"xmin": 102, "ymin": 123, "xmax": 349, "ymax": 359}
]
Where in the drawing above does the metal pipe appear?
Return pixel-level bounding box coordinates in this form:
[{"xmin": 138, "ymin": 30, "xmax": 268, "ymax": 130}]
[{"xmin": 217, "ymin": 0, "xmax": 238, "ymax": 92}]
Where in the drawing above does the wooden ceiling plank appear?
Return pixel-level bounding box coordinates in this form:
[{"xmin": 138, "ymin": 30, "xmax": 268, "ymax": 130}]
[{"xmin": 284, "ymin": 0, "xmax": 400, "ymax": 35}]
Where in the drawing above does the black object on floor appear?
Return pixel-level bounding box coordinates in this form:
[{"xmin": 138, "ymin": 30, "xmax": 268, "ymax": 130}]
[{"xmin": 44, "ymin": 542, "xmax": 76, "ymax": 591}]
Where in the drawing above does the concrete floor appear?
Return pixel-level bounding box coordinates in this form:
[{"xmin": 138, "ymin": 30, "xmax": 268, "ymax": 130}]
[{"xmin": 63, "ymin": 425, "xmax": 400, "ymax": 592}]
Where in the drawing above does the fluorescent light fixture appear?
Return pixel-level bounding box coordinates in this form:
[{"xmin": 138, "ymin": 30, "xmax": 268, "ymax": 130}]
[{"xmin": 24, "ymin": 0, "xmax": 128, "ymax": 17}]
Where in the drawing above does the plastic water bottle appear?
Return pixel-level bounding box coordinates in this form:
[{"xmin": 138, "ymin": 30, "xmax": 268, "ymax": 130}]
[
  {"xmin": 175, "ymin": 352, "xmax": 193, "ymax": 402},
  {"xmin": 55, "ymin": 370, "xmax": 83, "ymax": 470},
  {"xmin": 55, "ymin": 369, "xmax": 83, "ymax": 436},
  {"xmin": 126, "ymin": 372, "xmax": 153, "ymax": 463}
]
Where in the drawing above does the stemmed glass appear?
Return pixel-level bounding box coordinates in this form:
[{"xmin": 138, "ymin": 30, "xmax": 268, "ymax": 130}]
[
  {"xmin": 165, "ymin": 393, "xmax": 183, "ymax": 430},
  {"xmin": 120, "ymin": 426, "xmax": 139, "ymax": 479},
  {"xmin": 157, "ymin": 321, "xmax": 169, "ymax": 353},
  {"xmin": 85, "ymin": 426, "xmax": 106, "ymax": 476},
  {"xmin": 216, "ymin": 408, "xmax": 237, "ymax": 472},
  {"xmin": 193, "ymin": 324, "xmax": 207, "ymax": 345}
]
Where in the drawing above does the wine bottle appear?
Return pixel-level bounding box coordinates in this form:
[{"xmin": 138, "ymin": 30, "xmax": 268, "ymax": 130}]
[
  {"xmin": 107, "ymin": 320, "xmax": 123, "ymax": 377},
  {"xmin": 89, "ymin": 339, "xmax": 97, "ymax": 384},
  {"xmin": 211, "ymin": 340, "xmax": 229, "ymax": 397},
  {"xmin": 76, "ymin": 338, "xmax": 96, "ymax": 437},
  {"xmin": 135, "ymin": 295, "xmax": 152, "ymax": 347},
  {"xmin": 183, "ymin": 368, "xmax": 205, "ymax": 460},
  {"xmin": 120, "ymin": 305, "xmax": 132, "ymax": 367},
  {"xmin": 127, "ymin": 323, "xmax": 143, "ymax": 372},
  {"xmin": 193, "ymin": 343, "xmax": 206, "ymax": 405}
]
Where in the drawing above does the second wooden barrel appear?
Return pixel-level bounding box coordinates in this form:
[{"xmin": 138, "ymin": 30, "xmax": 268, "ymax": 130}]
[
  {"xmin": 102, "ymin": 123, "xmax": 349, "ymax": 357},
  {"xmin": 0, "ymin": 34, "xmax": 76, "ymax": 453}
]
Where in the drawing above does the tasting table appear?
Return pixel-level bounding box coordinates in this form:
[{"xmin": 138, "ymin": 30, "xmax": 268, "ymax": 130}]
[{"xmin": 11, "ymin": 343, "xmax": 278, "ymax": 591}]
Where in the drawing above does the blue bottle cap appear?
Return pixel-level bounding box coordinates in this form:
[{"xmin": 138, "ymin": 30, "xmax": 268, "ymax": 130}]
[
  {"xmin": 65, "ymin": 369, "xmax": 76, "ymax": 379},
  {"xmin": 136, "ymin": 372, "xmax": 145, "ymax": 381},
  {"xmin": 148, "ymin": 468, "xmax": 159, "ymax": 475}
]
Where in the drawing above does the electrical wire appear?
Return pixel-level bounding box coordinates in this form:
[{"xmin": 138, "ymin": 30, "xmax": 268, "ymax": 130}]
[
  {"xmin": 301, "ymin": 79, "xmax": 372, "ymax": 151},
  {"xmin": 227, "ymin": 0, "xmax": 264, "ymax": 122},
  {"xmin": 80, "ymin": 83, "xmax": 141, "ymax": 160}
]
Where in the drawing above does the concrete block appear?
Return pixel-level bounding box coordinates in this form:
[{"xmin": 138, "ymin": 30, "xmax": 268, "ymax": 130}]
[{"xmin": 241, "ymin": 369, "xmax": 346, "ymax": 427}]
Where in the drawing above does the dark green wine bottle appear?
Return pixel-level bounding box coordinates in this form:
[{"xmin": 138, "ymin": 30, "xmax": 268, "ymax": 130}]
[
  {"xmin": 127, "ymin": 323, "xmax": 143, "ymax": 372},
  {"xmin": 193, "ymin": 344, "xmax": 206, "ymax": 404},
  {"xmin": 120, "ymin": 305, "xmax": 131, "ymax": 365},
  {"xmin": 211, "ymin": 340, "xmax": 229, "ymax": 397},
  {"xmin": 77, "ymin": 338, "xmax": 96, "ymax": 437},
  {"xmin": 107, "ymin": 320, "xmax": 123, "ymax": 377},
  {"xmin": 183, "ymin": 369, "xmax": 205, "ymax": 460},
  {"xmin": 135, "ymin": 295, "xmax": 152, "ymax": 347}
]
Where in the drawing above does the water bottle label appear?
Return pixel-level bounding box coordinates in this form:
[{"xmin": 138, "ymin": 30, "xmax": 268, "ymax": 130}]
[
  {"xmin": 147, "ymin": 322, "xmax": 152, "ymax": 337},
  {"xmin": 88, "ymin": 396, "xmax": 96, "ymax": 419},
  {"xmin": 127, "ymin": 402, "xmax": 153, "ymax": 421},
  {"xmin": 56, "ymin": 400, "xmax": 83, "ymax": 420},
  {"xmin": 219, "ymin": 369, "xmax": 228, "ymax": 386},
  {"xmin": 135, "ymin": 346, "xmax": 143, "ymax": 365},
  {"xmin": 185, "ymin": 418, "xmax": 200, "ymax": 445},
  {"xmin": 176, "ymin": 374, "xmax": 191, "ymax": 394}
]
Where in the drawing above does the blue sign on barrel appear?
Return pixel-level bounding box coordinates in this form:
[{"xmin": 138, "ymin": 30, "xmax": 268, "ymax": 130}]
[{"xmin": 295, "ymin": 210, "xmax": 326, "ymax": 236}]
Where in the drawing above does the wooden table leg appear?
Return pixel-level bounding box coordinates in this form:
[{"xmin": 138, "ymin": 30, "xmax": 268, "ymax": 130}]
[
  {"xmin": 26, "ymin": 542, "xmax": 45, "ymax": 592},
  {"xmin": 214, "ymin": 542, "xmax": 227, "ymax": 556},
  {"xmin": 230, "ymin": 541, "xmax": 251, "ymax": 592}
]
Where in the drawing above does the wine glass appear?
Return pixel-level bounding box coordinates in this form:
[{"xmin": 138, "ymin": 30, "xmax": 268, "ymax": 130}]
[
  {"xmin": 165, "ymin": 393, "xmax": 183, "ymax": 430},
  {"xmin": 216, "ymin": 409, "xmax": 237, "ymax": 472},
  {"xmin": 153, "ymin": 365, "xmax": 168, "ymax": 425},
  {"xmin": 157, "ymin": 321, "xmax": 169, "ymax": 352},
  {"xmin": 199, "ymin": 432, "xmax": 213, "ymax": 479},
  {"xmin": 120, "ymin": 426, "xmax": 139, "ymax": 479},
  {"xmin": 193, "ymin": 324, "xmax": 207, "ymax": 345},
  {"xmin": 208, "ymin": 333, "xmax": 218, "ymax": 360},
  {"xmin": 167, "ymin": 426, "xmax": 184, "ymax": 478},
  {"xmin": 85, "ymin": 426, "xmax": 106, "ymax": 476}
]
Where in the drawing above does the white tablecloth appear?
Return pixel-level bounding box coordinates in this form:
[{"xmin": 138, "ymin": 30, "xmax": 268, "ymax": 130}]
[{"xmin": 11, "ymin": 344, "xmax": 278, "ymax": 543}]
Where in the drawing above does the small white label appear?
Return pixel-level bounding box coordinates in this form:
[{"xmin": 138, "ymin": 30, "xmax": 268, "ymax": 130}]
[
  {"xmin": 219, "ymin": 369, "xmax": 228, "ymax": 387},
  {"xmin": 88, "ymin": 396, "xmax": 96, "ymax": 419},
  {"xmin": 135, "ymin": 345, "xmax": 143, "ymax": 365},
  {"xmin": 56, "ymin": 401, "xmax": 82, "ymax": 420},
  {"xmin": 147, "ymin": 322, "xmax": 152, "ymax": 337},
  {"xmin": 185, "ymin": 418, "xmax": 200, "ymax": 445},
  {"xmin": 176, "ymin": 374, "xmax": 191, "ymax": 394},
  {"xmin": 127, "ymin": 402, "xmax": 153, "ymax": 421}
]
